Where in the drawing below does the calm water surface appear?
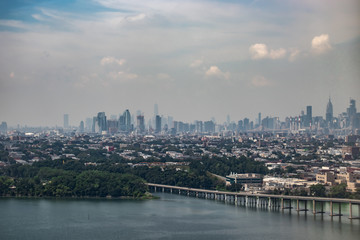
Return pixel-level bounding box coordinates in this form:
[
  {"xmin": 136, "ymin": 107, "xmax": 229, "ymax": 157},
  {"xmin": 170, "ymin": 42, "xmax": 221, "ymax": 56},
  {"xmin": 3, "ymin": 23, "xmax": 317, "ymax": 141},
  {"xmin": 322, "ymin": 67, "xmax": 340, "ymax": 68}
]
[{"xmin": 0, "ymin": 193, "xmax": 359, "ymax": 240}]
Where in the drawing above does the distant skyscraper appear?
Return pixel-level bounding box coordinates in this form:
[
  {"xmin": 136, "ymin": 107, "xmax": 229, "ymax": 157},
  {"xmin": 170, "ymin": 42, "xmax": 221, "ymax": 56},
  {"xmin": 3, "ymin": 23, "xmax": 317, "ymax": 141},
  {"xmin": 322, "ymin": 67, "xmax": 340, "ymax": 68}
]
[
  {"xmin": 347, "ymin": 98, "xmax": 357, "ymax": 128},
  {"xmin": 63, "ymin": 114, "xmax": 69, "ymax": 129},
  {"xmin": 155, "ymin": 115, "xmax": 161, "ymax": 133},
  {"xmin": 258, "ymin": 112, "xmax": 261, "ymax": 126},
  {"xmin": 0, "ymin": 122, "xmax": 7, "ymax": 134},
  {"xmin": 306, "ymin": 106, "xmax": 312, "ymax": 127},
  {"xmin": 79, "ymin": 121, "xmax": 84, "ymax": 133},
  {"xmin": 96, "ymin": 112, "xmax": 107, "ymax": 133},
  {"xmin": 85, "ymin": 118, "xmax": 92, "ymax": 132},
  {"xmin": 119, "ymin": 109, "xmax": 132, "ymax": 132},
  {"xmin": 347, "ymin": 98, "xmax": 356, "ymax": 118},
  {"xmin": 326, "ymin": 98, "xmax": 333, "ymax": 126},
  {"xmin": 137, "ymin": 115, "xmax": 145, "ymax": 133}
]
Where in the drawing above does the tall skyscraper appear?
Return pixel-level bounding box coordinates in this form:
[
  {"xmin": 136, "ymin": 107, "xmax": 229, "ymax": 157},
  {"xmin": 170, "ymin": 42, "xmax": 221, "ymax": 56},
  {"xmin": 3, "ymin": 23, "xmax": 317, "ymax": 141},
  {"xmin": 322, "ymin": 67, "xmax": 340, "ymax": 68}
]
[
  {"xmin": 137, "ymin": 115, "xmax": 145, "ymax": 133},
  {"xmin": 258, "ymin": 112, "xmax": 261, "ymax": 126},
  {"xmin": 306, "ymin": 106, "xmax": 312, "ymax": 127},
  {"xmin": 155, "ymin": 115, "xmax": 161, "ymax": 133},
  {"xmin": 96, "ymin": 112, "xmax": 107, "ymax": 133},
  {"xmin": 119, "ymin": 109, "xmax": 132, "ymax": 132},
  {"xmin": 326, "ymin": 98, "xmax": 333, "ymax": 126},
  {"xmin": 0, "ymin": 122, "xmax": 7, "ymax": 134},
  {"xmin": 63, "ymin": 114, "xmax": 69, "ymax": 129},
  {"xmin": 124, "ymin": 109, "xmax": 131, "ymax": 132},
  {"xmin": 347, "ymin": 98, "xmax": 357, "ymax": 128},
  {"xmin": 79, "ymin": 121, "xmax": 84, "ymax": 133}
]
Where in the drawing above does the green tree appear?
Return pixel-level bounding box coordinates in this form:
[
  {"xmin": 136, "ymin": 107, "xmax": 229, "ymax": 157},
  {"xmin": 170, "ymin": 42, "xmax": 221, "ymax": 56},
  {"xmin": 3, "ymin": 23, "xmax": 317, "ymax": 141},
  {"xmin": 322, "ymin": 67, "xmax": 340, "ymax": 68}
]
[{"xmin": 310, "ymin": 184, "xmax": 326, "ymax": 197}]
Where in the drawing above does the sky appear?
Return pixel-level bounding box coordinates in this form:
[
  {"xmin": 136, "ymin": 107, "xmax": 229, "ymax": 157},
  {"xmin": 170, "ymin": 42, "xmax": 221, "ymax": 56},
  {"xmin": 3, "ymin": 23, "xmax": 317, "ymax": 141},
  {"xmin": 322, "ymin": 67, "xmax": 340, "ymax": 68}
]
[{"xmin": 0, "ymin": 0, "xmax": 359, "ymax": 127}]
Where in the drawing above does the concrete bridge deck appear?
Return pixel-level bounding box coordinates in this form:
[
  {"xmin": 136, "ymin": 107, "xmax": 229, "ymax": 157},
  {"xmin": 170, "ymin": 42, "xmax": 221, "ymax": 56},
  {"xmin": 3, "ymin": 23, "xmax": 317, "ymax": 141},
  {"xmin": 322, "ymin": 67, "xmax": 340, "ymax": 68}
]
[{"xmin": 146, "ymin": 183, "xmax": 360, "ymax": 219}]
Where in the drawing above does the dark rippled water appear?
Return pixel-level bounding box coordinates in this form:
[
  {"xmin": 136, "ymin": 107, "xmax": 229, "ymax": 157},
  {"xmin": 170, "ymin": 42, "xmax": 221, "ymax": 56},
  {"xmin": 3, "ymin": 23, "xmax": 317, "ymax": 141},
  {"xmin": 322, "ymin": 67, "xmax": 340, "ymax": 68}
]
[{"xmin": 0, "ymin": 193, "xmax": 359, "ymax": 240}]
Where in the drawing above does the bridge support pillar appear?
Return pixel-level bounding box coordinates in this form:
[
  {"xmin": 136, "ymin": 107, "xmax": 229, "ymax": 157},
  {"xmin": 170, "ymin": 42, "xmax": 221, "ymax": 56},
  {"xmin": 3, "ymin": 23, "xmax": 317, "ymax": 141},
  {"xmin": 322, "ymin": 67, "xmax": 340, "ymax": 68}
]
[
  {"xmin": 330, "ymin": 201, "xmax": 333, "ymax": 216},
  {"xmin": 349, "ymin": 202, "xmax": 352, "ymax": 219},
  {"xmin": 313, "ymin": 200, "xmax": 316, "ymax": 214},
  {"xmin": 268, "ymin": 197, "xmax": 271, "ymax": 208},
  {"xmin": 297, "ymin": 199, "xmax": 300, "ymax": 212}
]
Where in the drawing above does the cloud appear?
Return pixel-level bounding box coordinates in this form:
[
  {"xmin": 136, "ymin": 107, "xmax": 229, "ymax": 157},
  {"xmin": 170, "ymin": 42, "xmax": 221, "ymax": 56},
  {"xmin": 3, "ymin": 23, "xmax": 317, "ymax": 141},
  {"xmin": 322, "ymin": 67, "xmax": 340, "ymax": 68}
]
[
  {"xmin": 249, "ymin": 44, "xmax": 286, "ymax": 60},
  {"xmin": 251, "ymin": 75, "xmax": 271, "ymax": 87},
  {"xmin": 205, "ymin": 66, "xmax": 230, "ymax": 79},
  {"xmin": 190, "ymin": 59, "xmax": 203, "ymax": 68},
  {"xmin": 269, "ymin": 48, "xmax": 286, "ymax": 59},
  {"xmin": 100, "ymin": 57, "xmax": 126, "ymax": 66},
  {"xmin": 311, "ymin": 34, "xmax": 332, "ymax": 54},
  {"xmin": 249, "ymin": 44, "xmax": 268, "ymax": 59}
]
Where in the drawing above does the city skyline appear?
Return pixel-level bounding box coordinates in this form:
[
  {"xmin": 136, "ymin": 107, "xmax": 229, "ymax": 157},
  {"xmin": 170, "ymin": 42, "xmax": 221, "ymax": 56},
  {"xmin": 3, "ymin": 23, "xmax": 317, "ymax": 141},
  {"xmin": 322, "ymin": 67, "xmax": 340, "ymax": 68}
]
[
  {"xmin": 1, "ymin": 97, "xmax": 359, "ymax": 128},
  {"xmin": 0, "ymin": 0, "xmax": 359, "ymax": 126}
]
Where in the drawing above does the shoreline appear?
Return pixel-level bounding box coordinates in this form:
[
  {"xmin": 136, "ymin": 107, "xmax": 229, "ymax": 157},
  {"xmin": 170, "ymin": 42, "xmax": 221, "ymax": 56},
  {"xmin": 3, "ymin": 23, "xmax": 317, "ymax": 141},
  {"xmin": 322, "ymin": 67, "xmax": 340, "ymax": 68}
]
[{"xmin": 0, "ymin": 192, "xmax": 159, "ymax": 201}]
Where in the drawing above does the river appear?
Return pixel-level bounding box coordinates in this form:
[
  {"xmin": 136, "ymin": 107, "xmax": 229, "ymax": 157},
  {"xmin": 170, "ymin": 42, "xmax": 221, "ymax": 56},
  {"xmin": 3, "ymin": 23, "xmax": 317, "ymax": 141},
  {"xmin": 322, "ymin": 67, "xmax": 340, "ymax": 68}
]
[{"xmin": 0, "ymin": 193, "xmax": 359, "ymax": 240}]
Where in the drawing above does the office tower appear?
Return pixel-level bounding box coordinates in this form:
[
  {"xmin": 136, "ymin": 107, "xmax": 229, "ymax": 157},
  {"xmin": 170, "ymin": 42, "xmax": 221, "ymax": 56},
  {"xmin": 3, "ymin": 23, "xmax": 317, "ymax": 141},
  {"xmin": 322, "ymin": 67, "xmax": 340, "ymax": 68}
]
[
  {"xmin": 243, "ymin": 118, "xmax": 250, "ymax": 131},
  {"xmin": 96, "ymin": 112, "xmax": 107, "ymax": 133},
  {"xmin": 204, "ymin": 121, "xmax": 215, "ymax": 133},
  {"xmin": 85, "ymin": 118, "xmax": 92, "ymax": 132},
  {"xmin": 0, "ymin": 122, "xmax": 7, "ymax": 134},
  {"xmin": 306, "ymin": 106, "xmax": 312, "ymax": 127},
  {"xmin": 347, "ymin": 98, "xmax": 357, "ymax": 118},
  {"xmin": 258, "ymin": 113, "xmax": 261, "ymax": 126},
  {"xmin": 124, "ymin": 109, "xmax": 131, "ymax": 132},
  {"xmin": 137, "ymin": 115, "xmax": 145, "ymax": 133},
  {"xmin": 196, "ymin": 121, "xmax": 203, "ymax": 133},
  {"xmin": 64, "ymin": 114, "xmax": 69, "ymax": 129},
  {"xmin": 226, "ymin": 114, "xmax": 230, "ymax": 125},
  {"xmin": 326, "ymin": 98, "xmax": 333, "ymax": 126},
  {"xmin": 119, "ymin": 115, "xmax": 126, "ymax": 131},
  {"xmin": 237, "ymin": 120, "xmax": 243, "ymax": 131},
  {"xmin": 79, "ymin": 121, "xmax": 84, "ymax": 133},
  {"xmin": 167, "ymin": 116, "xmax": 173, "ymax": 129},
  {"xmin": 155, "ymin": 115, "xmax": 161, "ymax": 133},
  {"xmin": 347, "ymin": 99, "xmax": 357, "ymax": 128},
  {"xmin": 119, "ymin": 109, "xmax": 132, "ymax": 132},
  {"xmin": 92, "ymin": 116, "xmax": 97, "ymax": 133}
]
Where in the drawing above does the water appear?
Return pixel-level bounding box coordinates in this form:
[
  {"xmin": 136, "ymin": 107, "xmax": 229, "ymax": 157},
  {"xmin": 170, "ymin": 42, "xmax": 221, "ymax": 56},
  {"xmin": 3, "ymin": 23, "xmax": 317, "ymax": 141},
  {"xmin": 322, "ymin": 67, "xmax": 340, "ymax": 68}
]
[{"xmin": 0, "ymin": 193, "xmax": 359, "ymax": 240}]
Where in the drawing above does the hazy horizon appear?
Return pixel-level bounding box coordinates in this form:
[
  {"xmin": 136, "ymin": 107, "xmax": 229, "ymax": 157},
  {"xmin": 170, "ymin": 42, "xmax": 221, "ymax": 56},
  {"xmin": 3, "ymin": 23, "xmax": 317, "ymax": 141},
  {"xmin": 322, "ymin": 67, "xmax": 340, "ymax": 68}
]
[{"xmin": 1, "ymin": 0, "xmax": 359, "ymax": 127}]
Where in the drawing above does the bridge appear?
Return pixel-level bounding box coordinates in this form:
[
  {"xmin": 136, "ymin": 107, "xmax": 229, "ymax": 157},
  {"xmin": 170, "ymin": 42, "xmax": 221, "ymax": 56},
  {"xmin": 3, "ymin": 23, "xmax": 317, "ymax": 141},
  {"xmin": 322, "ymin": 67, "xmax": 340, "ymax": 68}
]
[{"xmin": 147, "ymin": 183, "xmax": 360, "ymax": 220}]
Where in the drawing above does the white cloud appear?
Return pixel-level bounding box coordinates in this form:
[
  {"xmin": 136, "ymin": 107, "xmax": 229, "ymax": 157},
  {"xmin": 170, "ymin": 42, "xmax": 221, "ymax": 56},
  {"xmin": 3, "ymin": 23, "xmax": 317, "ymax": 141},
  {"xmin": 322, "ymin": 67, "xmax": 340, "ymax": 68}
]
[
  {"xmin": 249, "ymin": 44, "xmax": 268, "ymax": 60},
  {"xmin": 311, "ymin": 34, "xmax": 332, "ymax": 54},
  {"xmin": 269, "ymin": 48, "xmax": 286, "ymax": 59},
  {"xmin": 205, "ymin": 66, "xmax": 230, "ymax": 79},
  {"xmin": 100, "ymin": 57, "xmax": 126, "ymax": 66},
  {"xmin": 251, "ymin": 75, "xmax": 271, "ymax": 87},
  {"xmin": 249, "ymin": 44, "xmax": 286, "ymax": 60}
]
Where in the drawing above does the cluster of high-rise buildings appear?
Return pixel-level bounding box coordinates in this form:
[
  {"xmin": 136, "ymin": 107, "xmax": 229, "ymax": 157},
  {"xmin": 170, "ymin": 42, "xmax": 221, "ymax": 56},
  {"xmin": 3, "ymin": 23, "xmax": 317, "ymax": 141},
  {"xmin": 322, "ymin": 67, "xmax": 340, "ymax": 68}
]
[
  {"xmin": 1, "ymin": 98, "xmax": 358, "ymax": 136},
  {"xmin": 57, "ymin": 98, "xmax": 359, "ymax": 136}
]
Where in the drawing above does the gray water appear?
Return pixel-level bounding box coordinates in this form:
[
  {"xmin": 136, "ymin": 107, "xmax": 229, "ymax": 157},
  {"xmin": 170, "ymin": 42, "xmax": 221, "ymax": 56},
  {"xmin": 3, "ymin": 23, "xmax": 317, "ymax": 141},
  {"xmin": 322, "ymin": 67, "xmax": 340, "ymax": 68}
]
[{"xmin": 0, "ymin": 193, "xmax": 359, "ymax": 240}]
